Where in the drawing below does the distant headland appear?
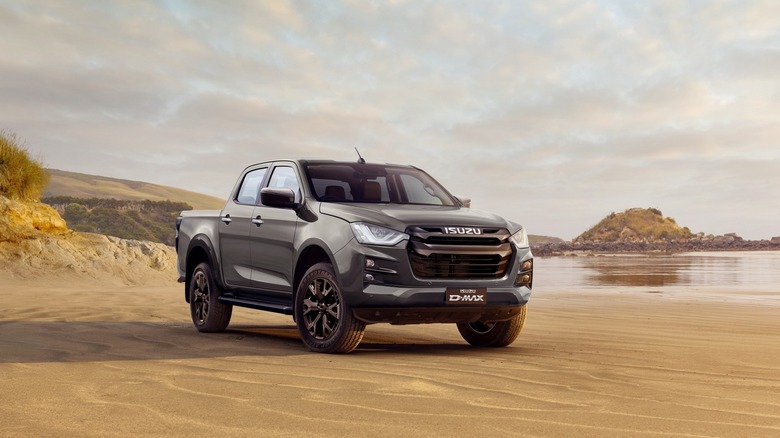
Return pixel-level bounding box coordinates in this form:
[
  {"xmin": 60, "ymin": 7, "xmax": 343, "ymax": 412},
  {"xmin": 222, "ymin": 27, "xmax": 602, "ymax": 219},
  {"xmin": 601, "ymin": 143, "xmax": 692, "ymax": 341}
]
[{"xmin": 532, "ymin": 208, "xmax": 780, "ymax": 256}]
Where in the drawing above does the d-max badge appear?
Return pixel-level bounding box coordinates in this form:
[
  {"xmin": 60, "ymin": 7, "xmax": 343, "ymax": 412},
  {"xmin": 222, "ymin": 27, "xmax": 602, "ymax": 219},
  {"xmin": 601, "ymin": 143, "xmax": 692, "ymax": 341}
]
[{"xmin": 446, "ymin": 287, "xmax": 487, "ymax": 305}]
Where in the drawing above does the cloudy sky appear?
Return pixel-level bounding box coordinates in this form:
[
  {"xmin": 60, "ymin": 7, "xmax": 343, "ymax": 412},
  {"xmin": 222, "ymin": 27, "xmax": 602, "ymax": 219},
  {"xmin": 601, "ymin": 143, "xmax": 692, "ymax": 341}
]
[{"xmin": 2, "ymin": 1, "xmax": 778, "ymax": 240}]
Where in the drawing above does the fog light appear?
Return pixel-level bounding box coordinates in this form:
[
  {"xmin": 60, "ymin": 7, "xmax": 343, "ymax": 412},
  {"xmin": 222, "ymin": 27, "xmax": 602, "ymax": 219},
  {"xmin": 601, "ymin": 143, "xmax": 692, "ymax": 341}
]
[
  {"xmin": 365, "ymin": 259, "xmax": 375, "ymax": 268},
  {"xmin": 365, "ymin": 274, "xmax": 374, "ymax": 282},
  {"xmin": 521, "ymin": 260, "xmax": 532, "ymax": 271},
  {"xmin": 515, "ymin": 272, "xmax": 533, "ymax": 288}
]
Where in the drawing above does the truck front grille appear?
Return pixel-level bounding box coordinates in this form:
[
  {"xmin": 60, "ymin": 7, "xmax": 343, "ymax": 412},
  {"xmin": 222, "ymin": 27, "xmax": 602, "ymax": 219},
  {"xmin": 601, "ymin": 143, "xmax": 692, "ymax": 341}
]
[
  {"xmin": 406, "ymin": 226, "xmax": 512, "ymax": 279},
  {"xmin": 409, "ymin": 253, "xmax": 509, "ymax": 278}
]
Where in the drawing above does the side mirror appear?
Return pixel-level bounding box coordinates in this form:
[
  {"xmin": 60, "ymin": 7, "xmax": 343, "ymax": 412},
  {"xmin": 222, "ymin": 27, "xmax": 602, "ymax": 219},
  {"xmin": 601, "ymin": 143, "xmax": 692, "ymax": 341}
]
[
  {"xmin": 260, "ymin": 187, "xmax": 298, "ymax": 209},
  {"xmin": 456, "ymin": 196, "xmax": 471, "ymax": 208}
]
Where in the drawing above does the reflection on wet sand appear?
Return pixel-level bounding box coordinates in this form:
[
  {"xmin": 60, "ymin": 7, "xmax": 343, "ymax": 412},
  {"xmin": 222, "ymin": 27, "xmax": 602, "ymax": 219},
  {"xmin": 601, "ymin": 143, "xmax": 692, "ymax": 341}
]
[
  {"xmin": 535, "ymin": 251, "xmax": 779, "ymax": 291},
  {"xmin": 583, "ymin": 255, "xmax": 713, "ymax": 287}
]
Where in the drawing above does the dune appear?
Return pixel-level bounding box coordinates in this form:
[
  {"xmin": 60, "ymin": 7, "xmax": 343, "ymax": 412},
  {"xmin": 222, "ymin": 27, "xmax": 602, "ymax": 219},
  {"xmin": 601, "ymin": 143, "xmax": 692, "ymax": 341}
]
[{"xmin": 0, "ymin": 195, "xmax": 175, "ymax": 286}]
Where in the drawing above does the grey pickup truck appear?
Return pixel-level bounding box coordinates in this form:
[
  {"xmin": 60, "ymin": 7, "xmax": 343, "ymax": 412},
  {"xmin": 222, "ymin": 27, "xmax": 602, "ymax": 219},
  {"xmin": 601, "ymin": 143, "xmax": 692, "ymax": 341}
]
[{"xmin": 175, "ymin": 159, "xmax": 533, "ymax": 353}]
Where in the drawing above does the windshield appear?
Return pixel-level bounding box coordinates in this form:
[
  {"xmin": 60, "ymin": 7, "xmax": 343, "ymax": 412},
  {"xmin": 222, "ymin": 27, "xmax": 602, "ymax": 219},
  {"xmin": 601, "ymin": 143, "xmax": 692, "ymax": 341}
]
[{"xmin": 305, "ymin": 163, "xmax": 457, "ymax": 206}]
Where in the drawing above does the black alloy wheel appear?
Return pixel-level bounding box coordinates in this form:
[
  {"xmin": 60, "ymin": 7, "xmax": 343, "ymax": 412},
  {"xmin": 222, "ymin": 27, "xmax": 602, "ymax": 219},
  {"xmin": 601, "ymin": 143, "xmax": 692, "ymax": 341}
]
[
  {"xmin": 189, "ymin": 262, "xmax": 232, "ymax": 333},
  {"xmin": 294, "ymin": 263, "xmax": 365, "ymax": 353}
]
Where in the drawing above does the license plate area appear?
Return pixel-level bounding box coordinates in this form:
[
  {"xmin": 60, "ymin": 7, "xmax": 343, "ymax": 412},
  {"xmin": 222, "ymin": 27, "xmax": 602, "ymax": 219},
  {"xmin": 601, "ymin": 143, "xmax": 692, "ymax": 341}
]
[{"xmin": 445, "ymin": 287, "xmax": 487, "ymax": 305}]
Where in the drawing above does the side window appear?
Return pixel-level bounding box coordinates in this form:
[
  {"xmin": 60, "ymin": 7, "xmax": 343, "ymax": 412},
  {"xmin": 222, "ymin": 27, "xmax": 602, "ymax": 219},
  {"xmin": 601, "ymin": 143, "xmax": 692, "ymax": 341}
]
[
  {"xmin": 267, "ymin": 166, "xmax": 301, "ymax": 202},
  {"xmin": 236, "ymin": 168, "xmax": 268, "ymax": 205}
]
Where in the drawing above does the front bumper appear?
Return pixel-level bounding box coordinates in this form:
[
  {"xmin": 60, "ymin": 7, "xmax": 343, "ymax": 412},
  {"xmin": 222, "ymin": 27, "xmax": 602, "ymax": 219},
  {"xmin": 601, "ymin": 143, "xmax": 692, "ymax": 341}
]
[
  {"xmin": 353, "ymin": 304, "xmax": 525, "ymax": 325},
  {"xmin": 333, "ymin": 237, "xmax": 533, "ymax": 325},
  {"xmin": 350, "ymin": 283, "xmax": 530, "ymax": 324}
]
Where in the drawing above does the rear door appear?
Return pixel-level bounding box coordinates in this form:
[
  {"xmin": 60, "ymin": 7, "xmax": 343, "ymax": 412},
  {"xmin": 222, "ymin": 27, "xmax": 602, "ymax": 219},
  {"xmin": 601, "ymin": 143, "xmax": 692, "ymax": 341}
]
[
  {"xmin": 219, "ymin": 166, "xmax": 268, "ymax": 288},
  {"xmin": 249, "ymin": 163, "xmax": 301, "ymax": 294}
]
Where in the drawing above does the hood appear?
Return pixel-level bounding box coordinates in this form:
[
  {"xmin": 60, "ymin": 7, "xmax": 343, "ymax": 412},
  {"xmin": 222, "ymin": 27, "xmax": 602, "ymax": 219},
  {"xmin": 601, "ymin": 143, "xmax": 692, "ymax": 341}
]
[{"xmin": 319, "ymin": 202, "xmax": 521, "ymax": 234}]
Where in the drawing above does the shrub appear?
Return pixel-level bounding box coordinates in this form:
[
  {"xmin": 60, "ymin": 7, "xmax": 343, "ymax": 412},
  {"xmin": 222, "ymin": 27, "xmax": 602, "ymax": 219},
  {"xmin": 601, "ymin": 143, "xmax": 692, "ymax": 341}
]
[{"xmin": 0, "ymin": 130, "xmax": 49, "ymax": 201}]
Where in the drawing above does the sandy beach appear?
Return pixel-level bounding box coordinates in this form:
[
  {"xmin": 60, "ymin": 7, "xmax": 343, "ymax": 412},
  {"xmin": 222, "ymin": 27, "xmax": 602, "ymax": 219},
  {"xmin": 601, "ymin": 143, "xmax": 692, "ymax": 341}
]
[{"xmin": 1, "ymin": 276, "xmax": 779, "ymax": 437}]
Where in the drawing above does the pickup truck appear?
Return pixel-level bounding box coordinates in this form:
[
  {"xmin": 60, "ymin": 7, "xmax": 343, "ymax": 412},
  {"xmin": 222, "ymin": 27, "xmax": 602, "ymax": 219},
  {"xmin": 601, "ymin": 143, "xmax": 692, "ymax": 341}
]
[{"xmin": 175, "ymin": 159, "xmax": 533, "ymax": 353}]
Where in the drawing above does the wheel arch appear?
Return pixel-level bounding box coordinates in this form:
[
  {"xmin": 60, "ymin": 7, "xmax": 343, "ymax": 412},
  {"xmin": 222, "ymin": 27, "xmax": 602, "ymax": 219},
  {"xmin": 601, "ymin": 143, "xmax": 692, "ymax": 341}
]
[
  {"xmin": 184, "ymin": 235, "xmax": 221, "ymax": 303},
  {"xmin": 293, "ymin": 243, "xmax": 334, "ymax": 297}
]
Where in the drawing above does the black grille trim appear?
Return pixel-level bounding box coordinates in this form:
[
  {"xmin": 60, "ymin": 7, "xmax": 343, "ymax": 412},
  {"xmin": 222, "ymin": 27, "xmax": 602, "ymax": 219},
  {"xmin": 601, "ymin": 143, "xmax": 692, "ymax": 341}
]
[
  {"xmin": 409, "ymin": 252, "xmax": 510, "ymax": 278},
  {"xmin": 406, "ymin": 226, "xmax": 513, "ymax": 279}
]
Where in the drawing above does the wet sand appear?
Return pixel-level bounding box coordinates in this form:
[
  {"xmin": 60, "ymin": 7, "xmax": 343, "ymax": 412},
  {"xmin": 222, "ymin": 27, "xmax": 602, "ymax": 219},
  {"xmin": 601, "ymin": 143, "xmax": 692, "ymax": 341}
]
[{"xmin": 1, "ymin": 278, "xmax": 779, "ymax": 437}]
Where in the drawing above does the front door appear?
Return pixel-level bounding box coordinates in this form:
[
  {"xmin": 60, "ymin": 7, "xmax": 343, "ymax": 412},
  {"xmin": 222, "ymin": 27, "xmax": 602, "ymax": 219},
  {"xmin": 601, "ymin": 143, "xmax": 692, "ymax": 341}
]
[
  {"xmin": 249, "ymin": 164, "xmax": 300, "ymax": 294},
  {"xmin": 219, "ymin": 167, "xmax": 268, "ymax": 288}
]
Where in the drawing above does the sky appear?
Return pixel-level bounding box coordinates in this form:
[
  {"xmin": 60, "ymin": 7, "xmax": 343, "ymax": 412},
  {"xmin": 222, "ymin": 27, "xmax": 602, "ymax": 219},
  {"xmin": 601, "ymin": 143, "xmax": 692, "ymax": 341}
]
[{"xmin": 1, "ymin": 1, "xmax": 779, "ymax": 240}]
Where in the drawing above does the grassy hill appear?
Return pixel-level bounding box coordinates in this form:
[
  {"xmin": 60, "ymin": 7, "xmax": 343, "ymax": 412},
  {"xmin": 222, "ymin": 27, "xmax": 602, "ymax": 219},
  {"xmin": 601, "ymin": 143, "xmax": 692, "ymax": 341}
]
[
  {"xmin": 44, "ymin": 169, "xmax": 224, "ymax": 210},
  {"xmin": 42, "ymin": 196, "xmax": 189, "ymax": 246},
  {"xmin": 41, "ymin": 169, "xmax": 224, "ymax": 246},
  {"xmin": 576, "ymin": 208, "xmax": 694, "ymax": 243},
  {"xmin": 529, "ymin": 234, "xmax": 565, "ymax": 245}
]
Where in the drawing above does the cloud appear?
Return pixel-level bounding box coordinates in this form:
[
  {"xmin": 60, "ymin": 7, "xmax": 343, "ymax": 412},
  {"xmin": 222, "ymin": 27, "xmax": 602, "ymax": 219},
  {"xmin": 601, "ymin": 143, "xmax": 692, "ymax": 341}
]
[{"xmin": 1, "ymin": 0, "xmax": 778, "ymax": 240}]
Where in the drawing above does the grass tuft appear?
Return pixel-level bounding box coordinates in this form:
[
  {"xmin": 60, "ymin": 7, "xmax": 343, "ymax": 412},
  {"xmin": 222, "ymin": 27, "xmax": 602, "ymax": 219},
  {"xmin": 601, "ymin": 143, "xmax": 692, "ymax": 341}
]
[{"xmin": 0, "ymin": 130, "xmax": 50, "ymax": 201}]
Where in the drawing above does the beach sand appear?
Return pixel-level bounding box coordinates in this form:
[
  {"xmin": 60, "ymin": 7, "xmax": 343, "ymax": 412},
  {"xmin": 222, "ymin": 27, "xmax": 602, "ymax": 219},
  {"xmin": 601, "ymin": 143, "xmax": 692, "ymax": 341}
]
[{"xmin": 1, "ymin": 277, "xmax": 778, "ymax": 437}]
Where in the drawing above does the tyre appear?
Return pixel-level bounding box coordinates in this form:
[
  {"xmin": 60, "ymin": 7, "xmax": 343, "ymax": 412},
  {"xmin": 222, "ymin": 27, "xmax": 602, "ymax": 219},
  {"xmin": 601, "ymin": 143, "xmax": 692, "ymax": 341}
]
[
  {"xmin": 456, "ymin": 305, "xmax": 527, "ymax": 347},
  {"xmin": 189, "ymin": 262, "xmax": 232, "ymax": 333},
  {"xmin": 294, "ymin": 262, "xmax": 365, "ymax": 353}
]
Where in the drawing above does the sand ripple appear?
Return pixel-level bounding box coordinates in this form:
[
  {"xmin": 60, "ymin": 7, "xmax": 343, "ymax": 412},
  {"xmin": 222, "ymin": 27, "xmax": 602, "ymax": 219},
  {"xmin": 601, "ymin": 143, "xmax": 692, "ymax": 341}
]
[{"xmin": 1, "ymin": 279, "xmax": 779, "ymax": 437}]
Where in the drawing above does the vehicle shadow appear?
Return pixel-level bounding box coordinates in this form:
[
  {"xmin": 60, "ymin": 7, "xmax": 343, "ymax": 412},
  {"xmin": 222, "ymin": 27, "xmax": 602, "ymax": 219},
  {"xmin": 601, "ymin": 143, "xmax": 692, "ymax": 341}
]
[
  {"xmin": 215, "ymin": 323, "xmax": 501, "ymax": 356},
  {"xmin": 0, "ymin": 320, "xmax": 510, "ymax": 363},
  {"xmin": 0, "ymin": 320, "xmax": 304, "ymax": 363}
]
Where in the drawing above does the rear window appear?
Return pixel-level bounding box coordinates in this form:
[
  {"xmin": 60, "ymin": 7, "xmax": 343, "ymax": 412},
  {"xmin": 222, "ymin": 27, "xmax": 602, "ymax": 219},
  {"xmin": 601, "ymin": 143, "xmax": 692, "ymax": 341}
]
[{"xmin": 305, "ymin": 163, "xmax": 456, "ymax": 206}]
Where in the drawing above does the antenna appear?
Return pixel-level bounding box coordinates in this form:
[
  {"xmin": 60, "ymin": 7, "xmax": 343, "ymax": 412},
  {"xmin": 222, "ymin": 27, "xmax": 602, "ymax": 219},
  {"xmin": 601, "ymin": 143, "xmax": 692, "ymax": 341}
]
[{"xmin": 354, "ymin": 147, "xmax": 366, "ymax": 164}]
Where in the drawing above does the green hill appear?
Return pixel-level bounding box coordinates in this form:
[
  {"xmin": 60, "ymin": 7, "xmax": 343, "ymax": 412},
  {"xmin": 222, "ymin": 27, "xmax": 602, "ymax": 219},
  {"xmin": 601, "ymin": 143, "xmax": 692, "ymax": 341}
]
[
  {"xmin": 576, "ymin": 208, "xmax": 694, "ymax": 243},
  {"xmin": 529, "ymin": 234, "xmax": 565, "ymax": 245},
  {"xmin": 44, "ymin": 168, "xmax": 224, "ymax": 210},
  {"xmin": 41, "ymin": 169, "xmax": 224, "ymax": 247},
  {"xmin": 42, "ymin": 196, "xmax": 189, "ymax": 246}
]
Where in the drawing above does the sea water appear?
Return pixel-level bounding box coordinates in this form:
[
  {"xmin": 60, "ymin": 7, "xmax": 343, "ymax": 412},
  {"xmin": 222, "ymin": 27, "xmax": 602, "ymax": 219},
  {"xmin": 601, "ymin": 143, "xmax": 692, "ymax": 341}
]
[{"xmin": 533, "ymin": 251, "xmax": 780, "ymax": 302}]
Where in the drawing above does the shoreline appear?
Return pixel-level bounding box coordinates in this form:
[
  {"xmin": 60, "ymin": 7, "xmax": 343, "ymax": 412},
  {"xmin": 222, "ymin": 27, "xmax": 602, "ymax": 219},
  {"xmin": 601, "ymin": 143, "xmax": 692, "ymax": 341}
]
[{"xmin": 532, "ymin": 241, "xmax": 780, "ymax": 256}]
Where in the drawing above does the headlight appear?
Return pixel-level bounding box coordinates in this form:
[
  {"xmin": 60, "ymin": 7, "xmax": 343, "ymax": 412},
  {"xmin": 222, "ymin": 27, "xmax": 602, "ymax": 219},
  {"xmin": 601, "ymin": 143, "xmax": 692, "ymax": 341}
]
[
  {"xmin": 509, "ymin": 227, "xmax": 529, "ymax": 248},
  {"xmin": 350, "ymin": 223, "xmax": 409, "ymax": 246}
]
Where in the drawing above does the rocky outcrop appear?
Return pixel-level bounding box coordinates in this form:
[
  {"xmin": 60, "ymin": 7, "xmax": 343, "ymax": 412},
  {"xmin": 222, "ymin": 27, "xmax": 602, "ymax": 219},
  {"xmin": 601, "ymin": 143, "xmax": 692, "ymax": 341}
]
[
  {"xmin": 0, "ymin": 196, "xmax": 68, "ymax": 241},
  {"xmin": 0, "ymin": 195, "xmax": 177, "ymax": 285},
  {"xmin": 575, "ymin": 208, "xmax": 693, "ymax": 244}
]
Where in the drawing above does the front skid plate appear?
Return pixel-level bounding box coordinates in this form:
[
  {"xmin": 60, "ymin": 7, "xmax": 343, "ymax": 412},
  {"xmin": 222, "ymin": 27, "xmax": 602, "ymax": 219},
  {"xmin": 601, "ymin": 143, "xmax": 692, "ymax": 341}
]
[{"xmin": 352, "ymin": 305, "xmax": 523, "ymax": 325}]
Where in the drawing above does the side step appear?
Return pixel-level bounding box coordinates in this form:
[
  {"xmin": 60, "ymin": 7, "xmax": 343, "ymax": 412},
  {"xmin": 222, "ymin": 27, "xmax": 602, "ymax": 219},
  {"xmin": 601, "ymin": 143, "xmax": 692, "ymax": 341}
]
[{"xmin": 219, "ymin": 296, "xmax": 293, "ymax": 315}]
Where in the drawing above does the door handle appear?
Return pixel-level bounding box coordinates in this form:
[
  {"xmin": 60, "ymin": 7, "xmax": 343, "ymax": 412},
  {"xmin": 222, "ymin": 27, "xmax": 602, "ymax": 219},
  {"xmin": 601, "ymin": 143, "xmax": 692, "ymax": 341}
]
[
  {"xmin": 251, "ymin": 216, "xmax": 264, "ymax": 227},
  {"xmin": 221, "ymin": 214, "xmax": 232, "ymax": 224}
]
